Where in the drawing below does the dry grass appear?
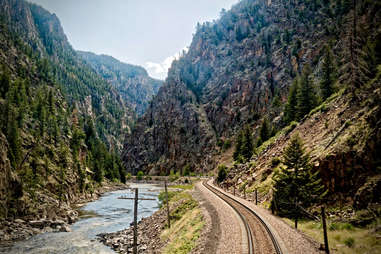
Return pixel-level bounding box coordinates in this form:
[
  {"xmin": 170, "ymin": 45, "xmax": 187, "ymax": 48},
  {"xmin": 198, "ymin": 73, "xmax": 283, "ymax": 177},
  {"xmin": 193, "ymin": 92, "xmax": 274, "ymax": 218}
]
[
  {"xmin": 283, "ymin": 218, "xmax": 381, "ymax": 254},
  {"xmin": 161, "ymin": 203, "xmax": 204, "ymax": 254}
]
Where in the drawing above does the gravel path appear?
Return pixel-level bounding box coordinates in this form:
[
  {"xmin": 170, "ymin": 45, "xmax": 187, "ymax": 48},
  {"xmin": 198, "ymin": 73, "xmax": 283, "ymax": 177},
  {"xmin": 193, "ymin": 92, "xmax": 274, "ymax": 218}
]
[
  {"xmin": 195, "ymin": 181, "xmax": 247, "ymax": 254},
  {"xmin": 210, "ymin": 181, "xmax": 323, "ymax": 254}
]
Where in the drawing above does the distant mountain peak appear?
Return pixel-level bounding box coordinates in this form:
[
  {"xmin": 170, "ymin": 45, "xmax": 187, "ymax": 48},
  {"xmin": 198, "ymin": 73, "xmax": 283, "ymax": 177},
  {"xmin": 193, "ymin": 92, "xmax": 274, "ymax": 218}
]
[{"xmin": 78, "ymin": 51, "xmax": 163, "ymax": 116}]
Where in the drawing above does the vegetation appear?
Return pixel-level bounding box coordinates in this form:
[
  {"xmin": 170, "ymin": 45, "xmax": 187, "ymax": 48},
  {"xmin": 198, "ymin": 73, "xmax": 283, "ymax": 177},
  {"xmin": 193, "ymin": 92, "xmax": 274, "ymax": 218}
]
[
  {"xmin": 271, "ymin": 134, "xmax": 327, "ymax": 221},
  {"xmin": 217, "ymin": 164, "xmax": 228, "ymax": 183},
  {"xmin": 320, "ymin": 44, "xmax": 337, "ymax": 100},
  {"xmin": 136, "ymin": 171, "xmax": 144, "ymax": 181},
  {"xmin": 282, "ymin": 218, "xmax": 381, "ymax": 254},
  {"xmin": 160, "ymin": 188, "xmax": 204, "ymax": 254},
  {"xmin": 233, "ymin": 126, "xmax": 254, "ymax": 162}
]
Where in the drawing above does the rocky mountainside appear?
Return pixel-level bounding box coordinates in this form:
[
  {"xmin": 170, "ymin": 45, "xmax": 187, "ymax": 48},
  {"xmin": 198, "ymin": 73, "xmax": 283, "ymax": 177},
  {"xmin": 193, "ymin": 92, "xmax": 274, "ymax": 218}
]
[
  {"xmin": 78, "ymin": 51, "xmax": 163, "ymax": 116},
  {"xmin": 123, "ymin": 0, "xmax": 380, "ymax": 175},
  {"xmin": 0, "ymin": 0, "xmax": 128, "ymax": 225}
]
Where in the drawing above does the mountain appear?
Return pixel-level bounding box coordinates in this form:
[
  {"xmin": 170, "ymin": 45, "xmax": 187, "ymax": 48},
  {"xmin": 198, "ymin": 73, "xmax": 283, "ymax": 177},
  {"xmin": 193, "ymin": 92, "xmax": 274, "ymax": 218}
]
[
  {"xmin": 0, "ymin": 0, "xmax": 128, "ymax": 224},
  {"xmin": 122, "ymin": 0, "xmax": 381, "ymax": 193},
  {"xmin": 78, "ymin": 51, "xmax": 163, "ymax": 116}
]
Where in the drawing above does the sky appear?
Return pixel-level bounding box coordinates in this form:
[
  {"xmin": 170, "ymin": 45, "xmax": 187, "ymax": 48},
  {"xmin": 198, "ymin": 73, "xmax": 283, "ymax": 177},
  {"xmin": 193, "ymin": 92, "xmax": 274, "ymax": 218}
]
[{"xmin": 28, "ymin": 0, "xmax": 239, "ymax": 80}]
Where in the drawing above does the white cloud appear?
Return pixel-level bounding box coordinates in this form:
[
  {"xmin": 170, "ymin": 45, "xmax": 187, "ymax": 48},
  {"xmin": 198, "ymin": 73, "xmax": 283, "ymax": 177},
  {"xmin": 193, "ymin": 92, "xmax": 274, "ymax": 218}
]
[{"xmin": 145, "ymin": 47, "xmax": 188, "ymax": 80}]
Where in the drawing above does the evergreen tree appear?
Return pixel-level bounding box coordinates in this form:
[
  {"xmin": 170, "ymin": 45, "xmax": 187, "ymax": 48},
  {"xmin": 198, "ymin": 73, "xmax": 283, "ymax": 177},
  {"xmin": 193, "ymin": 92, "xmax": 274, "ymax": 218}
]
[
  {"xmin": 320, "ymin": 45, "xmax": 336, "ymax": 100},
  {"xmin": 241, "ymin": 126, "xmax": 253, "ymax": 161},
  {"xmin": 259, "ymin": 118, "xmax": 270, "ymax": 143},
  {"xmin": 272, "ymin": 134, "xmax": 327, "ymax": 225},
  {"xmin": 296, "ymin": 65, "xmax": 317, "ymax": 119},
  {"xmin": 0, "ymin": 68, "xmax": 10, "ymax": 98},
  {"xmin": 7, "ymin": 107, "xmax": 21, "ymax": 169},
  {"xmin": 233, "ymin": 131, "xmax": 244, "ymax": 161}
]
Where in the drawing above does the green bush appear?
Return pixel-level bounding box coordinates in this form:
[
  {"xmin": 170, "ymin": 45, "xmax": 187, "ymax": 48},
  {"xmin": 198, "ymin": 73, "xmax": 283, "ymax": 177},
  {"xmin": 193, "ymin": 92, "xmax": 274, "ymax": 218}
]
[
  {"xmin": 271, "ymin": 157, "xmax": 281, "ymax": 167},
  {"xmin": 136, "ymin": 171, "xmax": 144, "ymax": 180},
  {"xmin": 126, "ymin": 173, "xmax": 132, "ymax": 180},
  {"xmin": 344, "ymin": 237, "xmax": 355, "ymax": 248},
  {"xmin": 222, "ymin": 139, "xmax": 232, "ymax": 151},
  {"xmin": 169, "ymin": 169, "xmax": 180, "ymax": 182},
  {"xmin": 217, "ymin": 164, "xmax": 227, "ymax": 183}
]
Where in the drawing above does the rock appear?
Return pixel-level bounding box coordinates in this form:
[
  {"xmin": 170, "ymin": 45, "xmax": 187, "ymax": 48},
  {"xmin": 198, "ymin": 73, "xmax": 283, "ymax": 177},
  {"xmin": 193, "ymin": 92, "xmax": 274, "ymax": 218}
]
[
  {"xmin": 14, "ymin": 219, "xmax": 25, "ymax": 224},
  {"xmin": 31, "ymin": 228, "xmax": 41, "ymax": 234},
  {"xmin": 51, "ymin": 219, "xmax": 65, "ymax": 228},
  {"xmin": 29, "ymin": 219, "xmax": 48, "ymax": 229},
  {"xmin": 60, "ymin": 225, "xmax": 71, "ymax": 232}
]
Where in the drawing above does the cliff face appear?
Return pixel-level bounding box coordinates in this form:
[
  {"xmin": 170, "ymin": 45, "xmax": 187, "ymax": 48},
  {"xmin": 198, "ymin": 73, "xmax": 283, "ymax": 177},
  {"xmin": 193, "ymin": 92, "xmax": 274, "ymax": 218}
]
[
  {"xmin": 122, "ymin": 0, "xmax": 360, "ymax": 174},
  {"xmin": 78, "ymin": 51, "xmax": 163, "ymax": 116}
]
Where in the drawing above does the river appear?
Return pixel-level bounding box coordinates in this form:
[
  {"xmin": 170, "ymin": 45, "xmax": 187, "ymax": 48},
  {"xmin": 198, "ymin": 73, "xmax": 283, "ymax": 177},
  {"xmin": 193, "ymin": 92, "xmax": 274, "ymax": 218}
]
[{"xmin": 1, "ymin": 183, "xmax": 162, "ymax": 254}]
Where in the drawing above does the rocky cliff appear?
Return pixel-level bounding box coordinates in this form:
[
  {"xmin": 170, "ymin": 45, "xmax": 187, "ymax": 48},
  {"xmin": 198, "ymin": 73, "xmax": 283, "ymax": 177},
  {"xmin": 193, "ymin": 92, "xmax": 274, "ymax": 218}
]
[
  {"xmin": 78, "ymin": 51, "xmax": 163, "ymax": 116},
  {"xmin": 123, "ymin": 0, "xmax": 374, "ymax": 175}
]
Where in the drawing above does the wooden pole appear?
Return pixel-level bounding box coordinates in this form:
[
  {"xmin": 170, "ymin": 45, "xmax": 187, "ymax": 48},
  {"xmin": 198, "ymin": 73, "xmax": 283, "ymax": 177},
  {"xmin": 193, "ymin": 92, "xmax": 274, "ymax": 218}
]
[
  {"xmin": 244, "ymin": 185, "xmax": 246, "ymax": 199},
  {"xmin": 255, "ymin": 189, "xmax": 258, "ymax": 205},
  {"xmin": 233, "ymin": 184, "xmax": 236, "ymax": 196},
  {"xmin": 165, "ymin": 179, "xmax": 171, "ymax": 228},
  {"xmin": 294, "ymin": 196, "xmax": 298, "ymax": 229},
  {"xmin": 133, "ymin": 188, "xmax": 138, "ymax": 254},
  {"xmin": 321, "ymin": 206, "xmax": 330, "ymax": 254}
]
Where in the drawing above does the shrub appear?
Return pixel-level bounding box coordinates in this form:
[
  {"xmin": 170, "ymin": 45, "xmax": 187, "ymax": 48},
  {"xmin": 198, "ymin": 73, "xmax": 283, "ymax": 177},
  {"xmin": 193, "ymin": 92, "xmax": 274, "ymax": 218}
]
[
  {"xmin": 222, "ymin": 139, "xmax": 232, "ymax": 151},
  {"xmin": 126, "ymin": 173, "xmax": 132, "ymax": 180},
  {"xmin": 271, "ymin": 157, "xmax": 281, "ymax": 167},
  {"xmin": 136, "ymin": 171, "xmax": 144, "ymax": 180},
  {"xmin": 344, "ymin": 237, "xmax": 355, "ymax": 248},
  {"xmin": 169, "ymin": 169, "xmax": 180, "ymax": 182},
  {"xmin": 217, "ymin": 164, "xmax": 227, "ymax": 183}
]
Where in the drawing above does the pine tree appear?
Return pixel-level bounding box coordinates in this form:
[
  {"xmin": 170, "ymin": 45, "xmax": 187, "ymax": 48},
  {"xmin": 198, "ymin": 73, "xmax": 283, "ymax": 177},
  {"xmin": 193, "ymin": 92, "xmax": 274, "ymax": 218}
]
[
  {"xmin": 241, "ymin": 126, "xmax": 253, "ymax": 161},
  {"xmin": 296, "ymin": 65, "xmax": 317, "ymax": 119},
  {"xmin": 0, "ymin": 68, "xmax": 10, "ymax": 98},
  {"xmin": 7, "ymin": 107, "xmax": 21, "ymax": 169},
  {"xmin": 259, "ymin": 118, "xmax": 270, "ymax": 143},
  {"xmin": 233, "ymin": 131, "xmax": 244, "ymax": 161},
  {"xmin": 284, "ymin": 79, "xmax": 299, "ymax": 124},
  {"xmin": 320, "ymin": 45, "xmax": 337, "ymax": 100},
  {"xmin": 272, "ymin": 134, "xmax": 326, "ymax": 226}
]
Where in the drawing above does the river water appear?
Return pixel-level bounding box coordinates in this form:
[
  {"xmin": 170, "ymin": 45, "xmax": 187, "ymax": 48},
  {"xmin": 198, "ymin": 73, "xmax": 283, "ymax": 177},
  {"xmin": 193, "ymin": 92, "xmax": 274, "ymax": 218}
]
[{"xmin": 2, "ymin": 183, "xmax": 162, "ymax": 254}]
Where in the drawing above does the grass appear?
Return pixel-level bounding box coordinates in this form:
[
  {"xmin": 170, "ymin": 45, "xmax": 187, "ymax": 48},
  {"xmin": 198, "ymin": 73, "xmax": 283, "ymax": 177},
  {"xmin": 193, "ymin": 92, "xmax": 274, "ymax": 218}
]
[
  {"xmin": 255, "ymin": 121, "xmax": 298, "ymax": 156},
  {"xmin": 160, "ymin": 187, "xmax": 204, "ymax": 254},
  {"xmin": 169, "ymin": 184, "xmax": 194, "ymax": 190},
  {"xmin": 282, "ymin": 218, "xmax": 381, "ymax": 254},
  {"xmin": 161, "ymin": 207, "xmax": 204, "ymax": 254}
]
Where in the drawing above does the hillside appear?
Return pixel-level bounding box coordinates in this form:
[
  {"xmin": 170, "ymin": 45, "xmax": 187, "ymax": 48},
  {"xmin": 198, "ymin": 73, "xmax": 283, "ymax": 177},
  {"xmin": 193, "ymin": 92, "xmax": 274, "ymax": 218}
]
[
  {"xmin": 78, "ymin": 51, "xmax": 163, "ymax": 116},
  {"xmin": 123, "ymin": 0, "xmax": 380, "ymax": 176},
  {"xmin": 0, "ymin": 0, "xmax": 128, "ymax": 229}
]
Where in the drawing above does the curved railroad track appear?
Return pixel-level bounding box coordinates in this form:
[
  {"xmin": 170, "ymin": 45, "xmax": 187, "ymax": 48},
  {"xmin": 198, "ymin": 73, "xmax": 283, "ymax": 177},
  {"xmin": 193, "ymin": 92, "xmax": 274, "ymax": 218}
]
[{"xmin": 203, "ymin": 180, "xmax": 283, "ymax": 254}]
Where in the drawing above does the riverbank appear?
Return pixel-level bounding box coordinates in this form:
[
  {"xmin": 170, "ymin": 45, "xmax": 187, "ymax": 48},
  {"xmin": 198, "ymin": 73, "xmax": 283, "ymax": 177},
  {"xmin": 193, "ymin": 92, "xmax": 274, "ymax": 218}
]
[
  {"xmin": 0, "ymin": 181, "xmax": 128, "ymax": 247},
  {"xmin": 98, "ymin": 183, "xmax": 206, "ymax": 253}
]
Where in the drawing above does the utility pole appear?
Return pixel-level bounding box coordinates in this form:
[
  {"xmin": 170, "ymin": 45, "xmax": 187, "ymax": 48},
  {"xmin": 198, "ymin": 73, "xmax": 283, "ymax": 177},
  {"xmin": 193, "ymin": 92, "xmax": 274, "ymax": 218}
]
[
  {"xmin": 133, "ymin": 188, "xmax": 138, "ymax": 254},
  {"xmin": 165, "ymin": 179, "xmax": 171, "ymax": 228},
  {"xmin": 117, "ymin": 189, "xmax": 156, "ymax": 254},
  {"xmin": 294, "ymin": 196, "xmax": 298, "ymax": 229},
  {"xmin": 322, "ymin": 206, "xmax": 330, "ymax": 254},
  {"xmin": 255, "ymin": 189, "xmax": 258, "ymax": 205}
]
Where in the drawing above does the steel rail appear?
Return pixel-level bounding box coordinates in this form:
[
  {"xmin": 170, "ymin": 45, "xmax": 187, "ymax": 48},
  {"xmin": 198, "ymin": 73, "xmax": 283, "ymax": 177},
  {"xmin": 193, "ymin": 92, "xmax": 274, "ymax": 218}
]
[{"xmin": 203, "ymin": 180, "xmax": 283, "ymax": 254}]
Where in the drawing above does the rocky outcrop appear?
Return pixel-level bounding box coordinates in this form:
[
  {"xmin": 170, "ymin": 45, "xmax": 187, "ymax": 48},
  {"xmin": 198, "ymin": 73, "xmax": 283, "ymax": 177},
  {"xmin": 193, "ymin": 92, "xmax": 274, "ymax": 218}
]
[{"xmin": 78, "ymin": 51, "xmax": 163, "ymax": 116}]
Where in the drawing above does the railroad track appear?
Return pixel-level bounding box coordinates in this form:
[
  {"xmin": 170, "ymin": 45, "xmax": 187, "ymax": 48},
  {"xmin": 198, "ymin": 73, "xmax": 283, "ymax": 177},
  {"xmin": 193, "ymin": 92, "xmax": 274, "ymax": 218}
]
[{"xmin": 203, "ymin": 180, "xmax": 283, "ymax": 254}]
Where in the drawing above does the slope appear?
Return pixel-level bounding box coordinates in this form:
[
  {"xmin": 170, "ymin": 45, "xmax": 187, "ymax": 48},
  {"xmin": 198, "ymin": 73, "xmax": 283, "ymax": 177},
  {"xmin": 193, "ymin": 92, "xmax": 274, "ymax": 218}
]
[
  {"xmin": 123, "ymin": 0, "xmax": 379, "ymax": 175},
  {"xmin": 0, "ymin": 0, "xmax": 128, "ymax": 227},
  {"xmin": 78, "ymin": 51, "xmax": 163, "ymax": 116}
]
